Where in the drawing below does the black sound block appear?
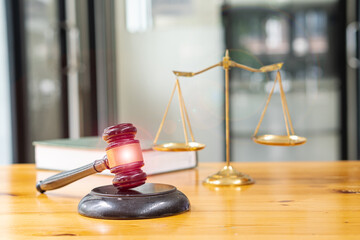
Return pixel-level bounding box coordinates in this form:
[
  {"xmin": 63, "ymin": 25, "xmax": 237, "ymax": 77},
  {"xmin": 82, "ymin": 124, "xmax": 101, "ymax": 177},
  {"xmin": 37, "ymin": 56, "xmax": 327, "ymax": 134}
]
[{"xmin": 78, "ymin": 183, "xmax": 190, "ymax": 219}]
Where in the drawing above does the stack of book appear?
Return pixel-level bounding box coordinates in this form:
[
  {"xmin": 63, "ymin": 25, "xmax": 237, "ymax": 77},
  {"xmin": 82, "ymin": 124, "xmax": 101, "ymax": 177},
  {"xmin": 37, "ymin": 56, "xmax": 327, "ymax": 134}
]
[{"xmin": 34, "ymin": 137, "xmax": 197, "ymax": 175}]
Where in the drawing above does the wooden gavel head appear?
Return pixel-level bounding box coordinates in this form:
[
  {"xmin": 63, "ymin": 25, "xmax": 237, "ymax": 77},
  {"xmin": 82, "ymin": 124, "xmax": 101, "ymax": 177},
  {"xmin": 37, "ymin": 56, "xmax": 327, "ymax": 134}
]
[{"xmin": 103, "ymin": 123, "xmax": 147, "ymax": 190}]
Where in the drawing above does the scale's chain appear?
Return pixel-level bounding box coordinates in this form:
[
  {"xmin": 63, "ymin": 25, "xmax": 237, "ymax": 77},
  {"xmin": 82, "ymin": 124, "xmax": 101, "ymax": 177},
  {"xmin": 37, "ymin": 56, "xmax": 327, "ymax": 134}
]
[
  {"xmin": 253, "ymin": 70, "xmax": 295, "ymax": 137},
  {"xmin": 253, "ymin": 72, "xmax": 278, "ymax": 137},
  {"xmin": 278, "ymin": 71, "xmax": 290, "ymax": 136},
  {"xmin": 176, "ymin": 79, "xmax": 189, "ymax": 145},
  {"xmin": 153, "ymin": 78, "xmax": 195, "ymax": 145},
  {"xmin": 278, "ymin": 71, "xmax": 295, "ymax": 135},
  {"xmin": 177, "ymin": 80, "xmax": 195, "ymax": 142},
  {"xmin": 153, "ymin": 82, "xmax": 177, "ymax": 145}
]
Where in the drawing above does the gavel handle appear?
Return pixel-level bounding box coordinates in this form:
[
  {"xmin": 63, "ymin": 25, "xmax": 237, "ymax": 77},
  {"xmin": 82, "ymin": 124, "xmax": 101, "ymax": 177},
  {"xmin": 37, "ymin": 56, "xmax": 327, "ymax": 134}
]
[{"xmin": 36, "ymin": 157, "xmax": 108, "ymax": 193}]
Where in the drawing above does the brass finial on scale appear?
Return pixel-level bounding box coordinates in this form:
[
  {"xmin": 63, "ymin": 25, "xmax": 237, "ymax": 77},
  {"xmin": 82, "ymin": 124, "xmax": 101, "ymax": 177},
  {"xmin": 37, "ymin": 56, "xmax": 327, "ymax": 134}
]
[{"xmin": 153, "ymin": 50, "xmax": 306, "ymax": 186}]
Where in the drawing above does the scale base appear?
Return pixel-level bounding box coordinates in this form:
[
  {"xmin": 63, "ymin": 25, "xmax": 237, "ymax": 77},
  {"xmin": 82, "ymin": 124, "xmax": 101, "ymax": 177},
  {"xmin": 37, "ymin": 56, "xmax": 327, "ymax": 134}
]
[
  {"xmin": 203, "ymin": 165, "xmax": 254, "ymax": 186},
  {"xmin": 78, "ymin": 183, "xmax": 190, "ymax": 219}
]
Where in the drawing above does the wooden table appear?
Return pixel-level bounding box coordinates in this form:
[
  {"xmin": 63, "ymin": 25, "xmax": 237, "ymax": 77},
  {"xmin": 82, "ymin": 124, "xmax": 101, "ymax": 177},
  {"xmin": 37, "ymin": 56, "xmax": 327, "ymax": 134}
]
[{"xmin": 1, "ymin": 162, "xmax": 360, "ymax": 239}]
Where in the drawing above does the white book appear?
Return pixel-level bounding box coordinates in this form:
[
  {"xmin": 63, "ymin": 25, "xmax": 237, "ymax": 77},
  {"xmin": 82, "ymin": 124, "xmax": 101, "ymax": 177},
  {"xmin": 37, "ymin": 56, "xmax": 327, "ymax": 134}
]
[{"xmin": 33, "ymin": 137, "xmax": 197, "ymax": 175}]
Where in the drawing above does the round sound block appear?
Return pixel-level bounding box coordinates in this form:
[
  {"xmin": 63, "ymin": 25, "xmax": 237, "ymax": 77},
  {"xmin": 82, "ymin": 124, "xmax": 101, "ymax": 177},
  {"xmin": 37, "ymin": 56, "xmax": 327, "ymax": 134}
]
[{"xmin": 78, "ymin": 183, "xmax": 190, "ymax": 219}]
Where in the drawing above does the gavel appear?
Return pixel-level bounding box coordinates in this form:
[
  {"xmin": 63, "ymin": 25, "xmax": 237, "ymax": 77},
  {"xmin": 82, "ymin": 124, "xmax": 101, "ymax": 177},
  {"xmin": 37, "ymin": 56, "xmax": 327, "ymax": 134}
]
[{"xmin": 36, "ymin": 123, "xmax": 147, "ymax": 193}]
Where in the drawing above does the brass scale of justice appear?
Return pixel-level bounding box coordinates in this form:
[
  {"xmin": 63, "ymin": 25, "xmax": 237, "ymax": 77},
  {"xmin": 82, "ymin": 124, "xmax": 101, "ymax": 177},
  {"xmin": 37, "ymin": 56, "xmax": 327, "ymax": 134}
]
[{"xmin": 152, "ymin": 50, "xmax": 307, "ymax": 186}]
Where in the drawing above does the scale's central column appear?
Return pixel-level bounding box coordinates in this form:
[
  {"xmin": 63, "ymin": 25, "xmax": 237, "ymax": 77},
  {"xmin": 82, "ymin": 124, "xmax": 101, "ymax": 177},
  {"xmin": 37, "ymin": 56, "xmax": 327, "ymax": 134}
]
[
  {"xmin": 203, "ymin": 50, "xmax": 254, "ymax": 186},
  {"xmin": 224, "ymin": 51, "xmax": 231, "ymax": 167}
]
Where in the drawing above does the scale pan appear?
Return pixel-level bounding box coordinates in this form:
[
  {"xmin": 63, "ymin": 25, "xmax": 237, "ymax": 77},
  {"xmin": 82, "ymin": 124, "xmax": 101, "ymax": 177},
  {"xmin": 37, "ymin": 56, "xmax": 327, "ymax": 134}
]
[
  {"xmin": 153, "ymin": 142, "xmax": 205, "ymax": 152},
  {"xmin": 252, "ymin": 135, "xmax": 307, "ymax": 146}
]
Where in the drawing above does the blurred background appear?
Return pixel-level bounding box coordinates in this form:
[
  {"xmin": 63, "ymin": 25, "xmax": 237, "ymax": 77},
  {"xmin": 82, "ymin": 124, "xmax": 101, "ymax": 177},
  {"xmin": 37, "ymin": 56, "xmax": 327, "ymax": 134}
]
[{"xmin": 1, "ymin": 0, "xmax": 359, "ymax": 164}]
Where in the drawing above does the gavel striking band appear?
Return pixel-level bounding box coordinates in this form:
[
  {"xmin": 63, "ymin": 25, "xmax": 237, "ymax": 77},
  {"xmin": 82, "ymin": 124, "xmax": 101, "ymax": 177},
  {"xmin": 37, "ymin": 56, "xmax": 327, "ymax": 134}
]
[{"xmin": 103, "ymin": 123, "xmax": 147, "ymax": 190}]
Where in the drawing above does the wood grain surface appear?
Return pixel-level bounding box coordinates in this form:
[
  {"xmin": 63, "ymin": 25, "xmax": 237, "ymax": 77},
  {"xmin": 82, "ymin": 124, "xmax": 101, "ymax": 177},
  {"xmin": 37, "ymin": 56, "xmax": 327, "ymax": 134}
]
[{"xmin": 1, "ymin": 162, "xmax": 360, "ymax": 239}]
